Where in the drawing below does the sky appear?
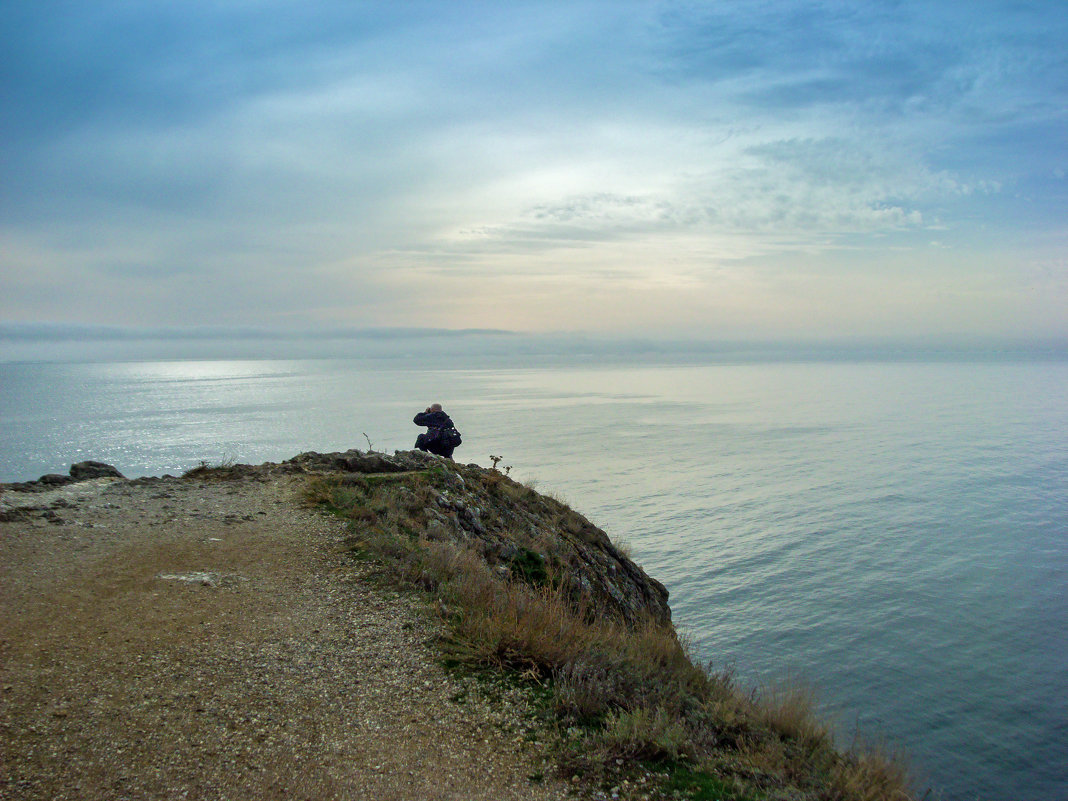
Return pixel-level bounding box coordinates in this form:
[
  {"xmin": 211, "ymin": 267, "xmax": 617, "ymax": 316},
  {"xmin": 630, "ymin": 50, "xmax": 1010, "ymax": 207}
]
[{"xmin": 2, "ymin": 0, "xmax": 1066, "ymax": 357}]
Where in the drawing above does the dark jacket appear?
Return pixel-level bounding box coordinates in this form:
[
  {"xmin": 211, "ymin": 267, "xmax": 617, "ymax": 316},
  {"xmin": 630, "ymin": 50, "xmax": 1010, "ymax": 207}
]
[
  {"xmin": 413, "ymin": 410, "xmax": 453, "ymax": 431},
  {"xmin": 413, "ymin": 409, "xmax": 459, "ymax": 457}
]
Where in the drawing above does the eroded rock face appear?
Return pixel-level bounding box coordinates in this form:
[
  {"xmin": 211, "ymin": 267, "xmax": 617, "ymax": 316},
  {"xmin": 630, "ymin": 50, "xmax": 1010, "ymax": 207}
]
[{"xmin": 434, "ymin": 461, "xmax": 672, "ymax": 627}]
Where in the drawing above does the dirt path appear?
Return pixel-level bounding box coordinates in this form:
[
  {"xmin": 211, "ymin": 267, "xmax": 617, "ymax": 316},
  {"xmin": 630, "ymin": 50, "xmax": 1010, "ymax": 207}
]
[{"xmin": 0, "ymin": 474, "xmax": 573, "ymax": 800}]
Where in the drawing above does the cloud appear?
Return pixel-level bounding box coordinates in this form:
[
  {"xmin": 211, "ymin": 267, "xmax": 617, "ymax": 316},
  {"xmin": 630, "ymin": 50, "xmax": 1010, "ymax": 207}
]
[
  {"xmin": 434, "ymin": 134, "xmax": 969, "ymax": 264},
  {"xmin": 1, "ymin": 1, "xmax": 1065, "ymax": 339}
]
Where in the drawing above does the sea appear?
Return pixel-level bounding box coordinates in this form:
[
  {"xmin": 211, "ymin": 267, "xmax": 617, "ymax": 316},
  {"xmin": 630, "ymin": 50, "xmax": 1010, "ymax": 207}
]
[{"xmin": 1, "ymin": 355, "xmax": 1065, "ymax": 801}]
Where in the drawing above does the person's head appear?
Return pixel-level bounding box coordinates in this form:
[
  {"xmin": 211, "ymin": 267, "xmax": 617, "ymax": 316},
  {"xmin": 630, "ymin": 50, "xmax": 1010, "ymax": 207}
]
[{"xmin": 428, "ymin": 403, "xmax": 442, "ymax": 412}]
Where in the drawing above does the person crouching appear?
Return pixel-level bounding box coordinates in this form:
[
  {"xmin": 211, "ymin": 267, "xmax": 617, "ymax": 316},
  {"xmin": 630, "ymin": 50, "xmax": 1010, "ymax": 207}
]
[{"xmin": 413, "ymin": 403, "xmax": 462, "ymax": 459}]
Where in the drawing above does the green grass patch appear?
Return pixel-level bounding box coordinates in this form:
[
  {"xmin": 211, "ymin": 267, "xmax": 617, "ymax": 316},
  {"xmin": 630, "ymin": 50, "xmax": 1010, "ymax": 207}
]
[{"xmin": 662, "ymin": 763, "xmax": 757, "ymax": 801}]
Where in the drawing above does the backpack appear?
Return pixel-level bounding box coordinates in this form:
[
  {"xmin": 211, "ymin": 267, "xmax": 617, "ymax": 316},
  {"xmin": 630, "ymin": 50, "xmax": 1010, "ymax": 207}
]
[{"xmin": 439, "ymin": 427, "xmax": 462, "ymax": 449}]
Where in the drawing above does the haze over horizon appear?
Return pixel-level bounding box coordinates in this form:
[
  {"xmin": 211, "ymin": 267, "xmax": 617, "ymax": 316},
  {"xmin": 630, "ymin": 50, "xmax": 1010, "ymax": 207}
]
[{"xmin": 2, "ymin": 1, "xmax": 1066, "ymax": 359}]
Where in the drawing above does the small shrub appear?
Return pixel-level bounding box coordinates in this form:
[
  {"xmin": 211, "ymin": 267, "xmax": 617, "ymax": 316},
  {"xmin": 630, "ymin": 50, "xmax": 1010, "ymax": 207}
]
[
  {"xmin": 508, "ymin": 547, "xmax": 548, "ymax": 587},
  {"xmin": 181, "ymin": 458, "xmax": 239, "ymax": 480}
]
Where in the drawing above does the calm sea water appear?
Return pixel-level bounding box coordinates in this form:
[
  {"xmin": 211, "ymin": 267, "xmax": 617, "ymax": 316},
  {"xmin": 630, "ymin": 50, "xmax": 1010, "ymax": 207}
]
[{"xmin": 2, "ymin": 357, "xmax": 1066, "ymax": 800}]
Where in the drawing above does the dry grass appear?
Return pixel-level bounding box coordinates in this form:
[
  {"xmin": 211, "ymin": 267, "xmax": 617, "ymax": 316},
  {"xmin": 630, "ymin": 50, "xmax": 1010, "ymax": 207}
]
[
  {"xmin": 755, "ymin": 677, "xmax": 831, "ymax": 752},
  {"xmin": 829, "ymin": 750, "xmax": 912, "ymax": 801},
  {"xmin": 181, "ymin": 458, "xmax": 241, "ymax": 480},
  {"xmin": 306, "ymin": 471, "xmax": 914, "ymax": 801}
]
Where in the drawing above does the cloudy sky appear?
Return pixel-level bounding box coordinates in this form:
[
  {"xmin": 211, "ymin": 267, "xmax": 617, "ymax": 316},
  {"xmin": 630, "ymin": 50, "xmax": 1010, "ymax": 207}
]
[{"xmin": 2, "ymin": 0, "xmax": 1066, "ymax": 350}]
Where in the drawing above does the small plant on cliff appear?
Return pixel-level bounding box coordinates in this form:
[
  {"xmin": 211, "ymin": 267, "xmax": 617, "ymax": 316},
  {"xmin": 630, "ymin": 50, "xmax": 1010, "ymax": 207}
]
[
  {"xmin": 182, "ymin": 457, "xmax": 240, "ymax": 480},
  {"xmin": 508, "ymin": 547, "xmax": 549, "ymax": 587}
]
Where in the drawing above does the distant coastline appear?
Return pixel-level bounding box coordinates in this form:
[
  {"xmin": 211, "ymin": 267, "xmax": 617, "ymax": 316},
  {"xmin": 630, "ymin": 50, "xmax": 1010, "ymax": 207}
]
[{"xmin": 2, "ymin": 321, "xmax": 1066, "ymax": 364}]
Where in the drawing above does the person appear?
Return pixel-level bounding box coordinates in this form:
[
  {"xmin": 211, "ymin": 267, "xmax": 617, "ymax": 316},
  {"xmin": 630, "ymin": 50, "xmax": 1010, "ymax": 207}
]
[{"xmin": 413, "ymin": 403, "xmax": 461, "ymax": 458}]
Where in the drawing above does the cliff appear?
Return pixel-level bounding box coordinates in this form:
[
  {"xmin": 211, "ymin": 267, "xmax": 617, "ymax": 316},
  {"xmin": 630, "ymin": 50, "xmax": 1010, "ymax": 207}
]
[
  {"xmin": 1, "ymin": 451, "xmax": 912, "ymax": 801},
  {"xmin": 283, "ymin": 449, "xmax": 672, "ymax": 628}
]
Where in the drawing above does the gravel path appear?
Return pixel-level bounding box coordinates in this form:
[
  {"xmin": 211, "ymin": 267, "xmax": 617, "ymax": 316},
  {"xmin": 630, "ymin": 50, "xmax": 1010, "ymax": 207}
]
[{"xmin": 0, "ymin": 474, "xmax": 574, "ymax": 800}]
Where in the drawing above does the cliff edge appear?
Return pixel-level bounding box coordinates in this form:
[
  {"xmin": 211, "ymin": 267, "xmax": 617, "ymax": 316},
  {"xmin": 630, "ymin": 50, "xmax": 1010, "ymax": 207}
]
[{"xmin": 1, "ymin": 451, "xmax": 912, "ymax": 801}]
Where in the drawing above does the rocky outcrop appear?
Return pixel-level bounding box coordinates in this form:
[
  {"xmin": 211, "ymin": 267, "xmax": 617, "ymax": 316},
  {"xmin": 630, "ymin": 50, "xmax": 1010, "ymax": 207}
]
[
  {"xmin": 287, "ymin": 449, "xmax": 416, "ymax": 474},
  {"xmin": 2, "ymin": 460, "xmax": 126, "ymax": 492},
  {"xmin": 283, "ymin": 449, "xmax": 671, "ymax": 627},
  {"xmin": 69, "ymin": 460, "xmax": 125, "ymax": 481}
]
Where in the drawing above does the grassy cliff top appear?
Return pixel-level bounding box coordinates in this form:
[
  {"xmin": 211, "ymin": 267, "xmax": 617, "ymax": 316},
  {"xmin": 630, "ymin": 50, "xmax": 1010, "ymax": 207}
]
[{"xmin": 283, "ymin": 450, "xmax": 913, "ymax": 801}]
